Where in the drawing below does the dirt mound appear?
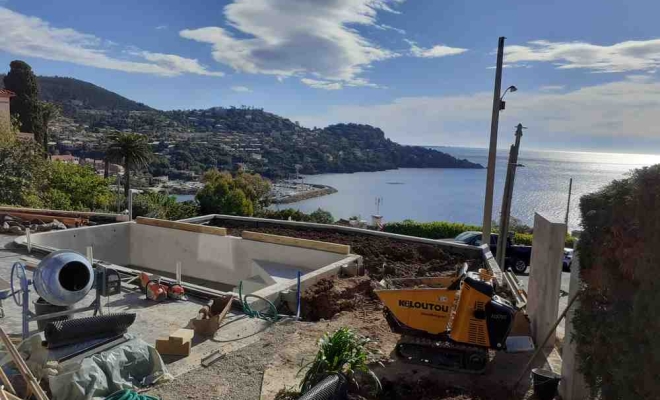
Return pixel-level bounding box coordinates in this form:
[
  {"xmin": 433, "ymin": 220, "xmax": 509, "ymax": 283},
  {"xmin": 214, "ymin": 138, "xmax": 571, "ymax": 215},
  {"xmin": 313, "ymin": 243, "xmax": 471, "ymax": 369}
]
[
  {"xmin": 301, "ymin": 276, "xmax": 377, "ymax": 321},
  {"xmin": 217, "ymin": 219, "xmax": 479, "ymax": 280}
]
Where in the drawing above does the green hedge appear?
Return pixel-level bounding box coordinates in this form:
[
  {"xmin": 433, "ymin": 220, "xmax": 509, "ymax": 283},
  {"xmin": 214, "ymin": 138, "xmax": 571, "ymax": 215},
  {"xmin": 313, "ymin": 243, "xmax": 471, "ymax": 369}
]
[
  {"xmin": 384, "ymin": 220, "xmax": 575, "ymax": 248},
  {"xmin": 573, "ymin": 165, "xmax": 660, "ymax": 400},
  {"xmin": 383, "ymin": 221, "xmax": 481, "ymax": 240}
]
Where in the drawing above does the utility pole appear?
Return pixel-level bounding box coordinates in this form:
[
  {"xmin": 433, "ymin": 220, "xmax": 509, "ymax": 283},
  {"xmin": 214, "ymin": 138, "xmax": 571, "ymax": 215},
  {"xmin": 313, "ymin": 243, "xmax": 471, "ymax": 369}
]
[
  {"xmin": 482, "ymin": 36, "xmax": 506, "ymax": 248},
  {"xmin": 565, "ymin": 178, "xmax": 573, "ymax": 226},
  {"xmin": 496, "ymin": 123, "xmax": 525, "ymax": 269}
]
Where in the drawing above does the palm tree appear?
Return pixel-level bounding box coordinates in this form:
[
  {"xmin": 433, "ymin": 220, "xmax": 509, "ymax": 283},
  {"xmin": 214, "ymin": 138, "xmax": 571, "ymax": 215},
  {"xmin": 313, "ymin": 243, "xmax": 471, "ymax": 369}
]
[{"xmin": 106, "ymin": 133, "xmax": 152, "ymax": 198}]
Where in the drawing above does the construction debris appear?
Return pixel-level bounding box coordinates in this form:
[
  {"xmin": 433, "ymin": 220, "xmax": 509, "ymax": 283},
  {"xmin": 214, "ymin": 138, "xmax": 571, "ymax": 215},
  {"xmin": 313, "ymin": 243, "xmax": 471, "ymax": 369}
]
[{"xmin": 0, "ymin": 214, "xmax": 68, "ymax": 235}]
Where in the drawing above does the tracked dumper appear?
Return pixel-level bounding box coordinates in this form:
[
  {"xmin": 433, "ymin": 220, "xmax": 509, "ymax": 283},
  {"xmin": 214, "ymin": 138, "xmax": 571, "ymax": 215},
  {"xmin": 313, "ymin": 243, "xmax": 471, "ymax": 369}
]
[{"xmin": 375, "ymin": 265, "xmax": 517, "ymax": 373}]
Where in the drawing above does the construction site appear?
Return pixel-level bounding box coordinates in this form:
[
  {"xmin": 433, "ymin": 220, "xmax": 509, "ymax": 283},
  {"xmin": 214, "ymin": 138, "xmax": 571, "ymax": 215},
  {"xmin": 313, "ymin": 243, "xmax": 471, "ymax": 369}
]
[{"xmin": 0, "ymin": 208, "xmax": 577, "ymax": 400}]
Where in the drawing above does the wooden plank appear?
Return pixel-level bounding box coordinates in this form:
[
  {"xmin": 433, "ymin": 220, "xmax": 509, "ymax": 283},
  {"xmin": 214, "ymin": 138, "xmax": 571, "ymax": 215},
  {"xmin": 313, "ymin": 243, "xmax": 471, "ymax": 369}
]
[
  {"xmin": 136, "ymin": 217, "xmax": 227, "ymax": 236},
  {"xmin": 0, "ymin": 206, "xmax": 118, "ymax": 219},
  {"xmin": 6, "ymin": 212, "xmax": 83, "ymax": 227},
  {"xmin": 169, "ymin": 328, "xmax": 194, "ymax": 346},
  {"xmin": 2, "ymin": 389, "xmax": 22, "ymax": 400},
  {"xmin": 0, "ymin": 326, "xmax": 49, "ymax": 400},
  {"xmin": 241, "ymin": 231, "xmax": 350, "ymax": 255}
]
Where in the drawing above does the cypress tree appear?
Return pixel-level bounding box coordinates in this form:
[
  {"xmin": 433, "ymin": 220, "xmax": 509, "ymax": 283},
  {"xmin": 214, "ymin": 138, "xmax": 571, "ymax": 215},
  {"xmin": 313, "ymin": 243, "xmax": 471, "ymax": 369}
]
[{"xmin": 3, "ymin": 60, "xmax": 42, "ymax": 135}]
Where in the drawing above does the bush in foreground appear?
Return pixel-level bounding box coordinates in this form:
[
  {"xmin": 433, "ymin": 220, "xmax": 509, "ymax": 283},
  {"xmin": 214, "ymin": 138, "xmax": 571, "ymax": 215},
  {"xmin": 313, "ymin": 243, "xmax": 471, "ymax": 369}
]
[{"xmin": 574, "ymin": 164, "xmax": 660, "ymax": 399}]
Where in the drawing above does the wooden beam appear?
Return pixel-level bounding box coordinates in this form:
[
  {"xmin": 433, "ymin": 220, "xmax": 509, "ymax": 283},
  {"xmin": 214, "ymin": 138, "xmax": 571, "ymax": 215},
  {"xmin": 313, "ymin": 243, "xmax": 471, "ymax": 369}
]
[
  {"xmin": 241, "ymin": 231, "xmax": 350, "ymax": 255},
  {"xmin": 136, "ymin": 217, "xmax": 227, "ymax": 236},
  {"xmin": 5, "ymin": 212, "xmax": 83, "ymax": 227},
  {"xmin": 0, "ymin": 326, "xmax": 49, "ymax": 400},
  {"xmin": 2, "ymin": 389, "xmax": 22, "ymax": 400}
]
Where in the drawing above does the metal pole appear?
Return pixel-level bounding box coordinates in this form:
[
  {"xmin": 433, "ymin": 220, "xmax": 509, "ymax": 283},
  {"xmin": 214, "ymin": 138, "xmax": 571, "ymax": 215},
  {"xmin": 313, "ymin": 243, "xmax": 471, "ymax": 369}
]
[
  {"xmin": 482, "ymin": 36, "xmax": 506, "ymax": 247},
  {"xmin": 565, "ymin": 178, "xmax": 573, "ymax": 226},
  {"xmin": 128, "ymin": 189, "xmax": 133, "ymax": 220},
  {"xmin": 496, "ymin": 124, "xmax": 524, "ymax": 269}
]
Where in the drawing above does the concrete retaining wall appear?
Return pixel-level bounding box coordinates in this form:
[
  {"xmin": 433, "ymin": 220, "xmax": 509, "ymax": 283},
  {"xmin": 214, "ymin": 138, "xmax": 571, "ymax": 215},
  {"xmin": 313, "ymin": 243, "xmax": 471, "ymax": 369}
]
[{"xmin": 18, "ymin": 221, "xmax": 351, "ymax": 292}]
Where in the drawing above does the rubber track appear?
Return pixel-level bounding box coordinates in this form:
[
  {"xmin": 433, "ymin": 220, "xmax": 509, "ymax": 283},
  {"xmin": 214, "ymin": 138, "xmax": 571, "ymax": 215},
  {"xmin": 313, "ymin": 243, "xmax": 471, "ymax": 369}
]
[{"xmin": 396, "ymin": 335, "xmax": 489, "ymax": 374}]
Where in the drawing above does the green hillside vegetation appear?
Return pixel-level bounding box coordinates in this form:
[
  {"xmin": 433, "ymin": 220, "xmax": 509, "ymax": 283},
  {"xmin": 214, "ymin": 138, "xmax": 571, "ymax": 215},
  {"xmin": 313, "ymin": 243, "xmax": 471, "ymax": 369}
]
[{"xmin": 3, "ymin": 72, "xmax": 483, "ymax": 177}]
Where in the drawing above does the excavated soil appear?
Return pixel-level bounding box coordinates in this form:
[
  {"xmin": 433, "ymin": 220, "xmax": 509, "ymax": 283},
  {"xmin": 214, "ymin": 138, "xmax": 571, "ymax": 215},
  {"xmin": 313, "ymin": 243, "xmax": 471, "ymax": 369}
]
[
  {"xmin": 216, "ymin": 219, "xmax": 481, "ymax": 280},
  {"xmin": 300, "ymin": 276, "xmax": 378, "ymax": 321}
]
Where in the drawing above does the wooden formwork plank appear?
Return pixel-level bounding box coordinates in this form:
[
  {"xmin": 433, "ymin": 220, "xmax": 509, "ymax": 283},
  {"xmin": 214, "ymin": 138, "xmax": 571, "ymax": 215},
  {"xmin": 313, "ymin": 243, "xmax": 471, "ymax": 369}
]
[
  {"xmin": 136, "ymin": 217, "xmax": 227, "ymax": 236},
  {"xmin": 241, "ymin": 230, "xmax": 350, "ymax": 255}
]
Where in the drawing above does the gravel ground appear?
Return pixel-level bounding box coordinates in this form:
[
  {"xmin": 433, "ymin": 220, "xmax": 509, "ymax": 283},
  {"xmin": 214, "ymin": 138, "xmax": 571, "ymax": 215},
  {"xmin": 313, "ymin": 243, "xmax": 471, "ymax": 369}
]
[{"xmin": 146, "ymin": 322, "xmax": 299, "ymax": 400}]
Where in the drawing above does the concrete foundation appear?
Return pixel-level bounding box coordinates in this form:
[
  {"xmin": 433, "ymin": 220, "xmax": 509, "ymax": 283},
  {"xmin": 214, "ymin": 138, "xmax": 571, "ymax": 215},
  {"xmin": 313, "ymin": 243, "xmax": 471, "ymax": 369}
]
[
  {"xmin": 16, "ymin": 220, "xmax": 356, "ymax": 295},
  {"xmin": 527, "ymin": 213, "xmax": 566, "ymax": 348}
]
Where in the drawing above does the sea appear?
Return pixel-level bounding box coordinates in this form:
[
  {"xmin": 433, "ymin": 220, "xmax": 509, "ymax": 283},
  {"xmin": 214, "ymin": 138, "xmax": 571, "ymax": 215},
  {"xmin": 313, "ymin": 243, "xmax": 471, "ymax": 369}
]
[{"xmin": 266, "ymin": 147, "xmax": 660, "ymax": 232}]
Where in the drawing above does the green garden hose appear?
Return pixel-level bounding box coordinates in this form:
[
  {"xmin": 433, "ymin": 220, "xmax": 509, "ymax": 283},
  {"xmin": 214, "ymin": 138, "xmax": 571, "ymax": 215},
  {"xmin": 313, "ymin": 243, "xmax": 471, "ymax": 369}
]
[
  {"xmin": 238, "ymin": 281, "xmax": 280, "ymax": 322},
  {"xmin": 104, "ymin": 389, "xmax": 159, "ymax": 400}
]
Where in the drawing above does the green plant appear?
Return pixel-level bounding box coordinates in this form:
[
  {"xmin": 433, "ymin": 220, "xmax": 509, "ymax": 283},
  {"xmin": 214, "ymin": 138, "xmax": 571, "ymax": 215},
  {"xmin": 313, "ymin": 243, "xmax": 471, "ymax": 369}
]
[
  {"xmin": 299, "ymin": 327, "xmax": 380, "ymax": 394},
  {"xmin": 385, "ymin": 220, "xmax": 576, "ymax": 248},
  {"xmin": 132, "ymin": 192, "xmax": 199, "ymax": 220},
  {"xmin": 573, "ymin": 164, "xmax": 660, "ymax": 400},
  {"xmin": 384, "ymin": 220, "xmax": 481, "ymax": 239}
]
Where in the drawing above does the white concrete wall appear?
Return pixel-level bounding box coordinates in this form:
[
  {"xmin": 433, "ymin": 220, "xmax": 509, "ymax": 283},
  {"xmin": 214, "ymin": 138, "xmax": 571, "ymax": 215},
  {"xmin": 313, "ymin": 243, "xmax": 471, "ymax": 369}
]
[
  {"xmin": 129, "ymin": 223, "xmax": 239, "ymax": 284},
  {"xmin": 29, "ymin": 222, "xmax": 132, "ymax": 265},
  {"xmin": 527, "ymin": 213, "xmax": 566, "ymax": 348},
  {"xmin": 560, "ymin": 246, "xmax": 590, "ymax": 400}
]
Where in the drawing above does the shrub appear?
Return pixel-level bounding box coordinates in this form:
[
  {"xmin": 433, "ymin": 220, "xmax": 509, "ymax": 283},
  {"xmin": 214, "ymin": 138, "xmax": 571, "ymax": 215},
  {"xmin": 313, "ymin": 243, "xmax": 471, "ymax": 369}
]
[
  {"xmin": 257, "ymin": 208, "xmax": 335, "ymax": 224},
  {"xmin": 132, "ymin": 192, "xmax": 199, "ymax": 220},
  {"xmin": 383, "ymin": 220, "xmax": 481, "ymax": 239},
  {"xmin": 385, "ymin": 220, "xmax": 576, "ymax": 248},
  {"xmin": 299, "ymin": 328, "xmax": 380, "ymax": 394},
  {"xmin": 573, "ymin": 165, "xmax": 660, "ymax": 399}
]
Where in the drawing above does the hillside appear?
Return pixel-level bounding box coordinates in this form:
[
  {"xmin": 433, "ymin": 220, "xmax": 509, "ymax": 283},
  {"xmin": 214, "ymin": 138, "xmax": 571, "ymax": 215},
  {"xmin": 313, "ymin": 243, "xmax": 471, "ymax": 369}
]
[
  {"xmin": 1, "ymin": 75, "xmax": 152, "ymax": 112},
  {"xmin": 7, "ymin": 74, "xmax": 482, "ymax": 177}
]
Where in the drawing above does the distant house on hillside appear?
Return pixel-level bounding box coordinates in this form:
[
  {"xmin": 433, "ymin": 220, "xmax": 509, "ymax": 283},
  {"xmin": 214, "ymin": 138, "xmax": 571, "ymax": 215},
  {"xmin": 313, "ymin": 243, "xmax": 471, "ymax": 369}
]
[{"xmin": 0, "ymin": 89, "xmax": 15, "ymax": 134}]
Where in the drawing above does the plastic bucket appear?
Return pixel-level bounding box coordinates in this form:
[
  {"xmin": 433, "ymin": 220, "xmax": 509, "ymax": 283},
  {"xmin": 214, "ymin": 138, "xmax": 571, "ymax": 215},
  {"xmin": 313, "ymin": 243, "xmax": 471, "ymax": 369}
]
[
  {"xmin": 35, "ymin": 297, "xmax": 72, "ymax": 331},
  {"xmin": 532, "ymin": 368, "xmax": 561, "ymax": 400}
]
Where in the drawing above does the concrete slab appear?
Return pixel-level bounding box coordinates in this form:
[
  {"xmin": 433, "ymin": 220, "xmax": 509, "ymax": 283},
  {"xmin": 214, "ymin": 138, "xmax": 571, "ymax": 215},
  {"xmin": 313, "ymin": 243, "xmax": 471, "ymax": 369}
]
[{"xmin": 0, "ymin": 234, "xmax": 273, "ymax": 378}]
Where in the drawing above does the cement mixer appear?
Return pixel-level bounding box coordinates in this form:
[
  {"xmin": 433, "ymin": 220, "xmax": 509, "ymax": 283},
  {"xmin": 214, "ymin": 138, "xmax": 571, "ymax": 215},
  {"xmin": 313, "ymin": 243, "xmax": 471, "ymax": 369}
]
[{"xmin": 10, "ymin": 250, "xmax": 121, "ymax": 338}]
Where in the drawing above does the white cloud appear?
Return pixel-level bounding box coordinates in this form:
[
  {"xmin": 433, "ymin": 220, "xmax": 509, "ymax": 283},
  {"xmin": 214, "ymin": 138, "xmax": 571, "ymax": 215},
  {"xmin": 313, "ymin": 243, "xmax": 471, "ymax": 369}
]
[
  {"xmin": 301, "ymin": 78, "xmax": 343, "ymax": 90},
  {"xmin": 505, "ymin": 39, "xmax": 660, "ymax": 73},
  {"xmin": 539, "ymin": 85, "xmax": 565, "ymax": 91},
  {"xmin": 180, "ymin": 0, "xmax": 405, "ymax": 87},
  {"xmin": 407, "ymin": 40, "xmax": 467, "ymax": 58},
  {"xmin": 155, "ymin": 25, "xmax": 168, "ymax": 30},
  {"xmin": 377, "ymin": 24, "xmax": 406, "ymax": 35},
  {"xmin": 0, "ymin": 7, "xmax": 223, "ymax": 77},
  {"xmin": 296, "ymin": 79, "xmax": 660, "ymax": 147},
  {"xmin": 231, "ymin": 85, "xmax": 252, "ymax": 92}
]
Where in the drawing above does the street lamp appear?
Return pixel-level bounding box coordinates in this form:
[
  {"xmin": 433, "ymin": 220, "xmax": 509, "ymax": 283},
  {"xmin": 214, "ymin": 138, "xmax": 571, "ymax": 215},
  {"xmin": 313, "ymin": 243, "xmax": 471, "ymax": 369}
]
[{"xmin": 499, "ymin": 85, "xmax": 517, "ymax": 110}]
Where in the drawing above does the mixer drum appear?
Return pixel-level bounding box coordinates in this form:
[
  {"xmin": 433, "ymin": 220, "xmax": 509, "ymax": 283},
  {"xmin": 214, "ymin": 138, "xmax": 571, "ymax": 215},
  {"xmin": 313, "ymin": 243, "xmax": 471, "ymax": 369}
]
[{"xmin": 33, "ymin": 250, "xmax": 94, "ymax": 306}]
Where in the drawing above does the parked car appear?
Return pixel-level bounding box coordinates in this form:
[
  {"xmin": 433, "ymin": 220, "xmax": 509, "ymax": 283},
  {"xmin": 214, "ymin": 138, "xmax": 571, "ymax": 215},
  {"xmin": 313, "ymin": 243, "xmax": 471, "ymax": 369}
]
[
  {"xmin": 449, "ymin": 231, "xmax": 532, "ymax": 274},
  {"xmin": 563, "ymin": 248, "xmax": 573, "ymax": 272}
]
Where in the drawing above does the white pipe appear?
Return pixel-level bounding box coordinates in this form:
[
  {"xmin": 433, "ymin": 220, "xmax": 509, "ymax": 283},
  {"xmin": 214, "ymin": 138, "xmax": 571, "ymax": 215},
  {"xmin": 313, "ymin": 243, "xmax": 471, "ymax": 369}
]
[{"xmin": 26, "ymin": 228, "xmax": 31, "ymax": 254}]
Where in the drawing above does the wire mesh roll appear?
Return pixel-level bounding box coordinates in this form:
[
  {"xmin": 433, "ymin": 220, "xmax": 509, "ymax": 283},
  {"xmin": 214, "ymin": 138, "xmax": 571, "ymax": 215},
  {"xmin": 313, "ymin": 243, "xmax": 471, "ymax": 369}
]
[
  {"xmin": 44, "ymin": 313, "xmax": 136, "ymax": 349},
  {"xmin": 299, "ymin": 374, "xmax": 348, "ymax": 400}
]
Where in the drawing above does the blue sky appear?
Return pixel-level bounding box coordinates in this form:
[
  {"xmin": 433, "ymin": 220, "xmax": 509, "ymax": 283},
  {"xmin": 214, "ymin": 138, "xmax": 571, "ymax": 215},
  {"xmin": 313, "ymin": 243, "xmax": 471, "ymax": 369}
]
[{"xmin": 2, "ymin": 0, "xmax": 660, "ymax": 153}]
